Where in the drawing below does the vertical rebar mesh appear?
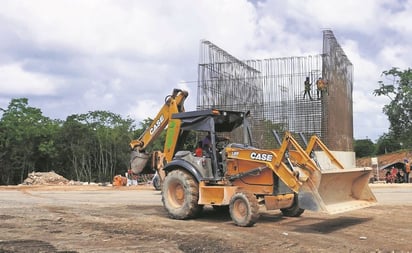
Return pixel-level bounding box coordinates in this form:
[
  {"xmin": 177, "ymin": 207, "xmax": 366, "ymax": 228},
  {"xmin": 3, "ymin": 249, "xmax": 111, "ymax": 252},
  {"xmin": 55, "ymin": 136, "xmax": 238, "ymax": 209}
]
[
  {"xmin": 245, "ymin": 57, "xmax": 323, "ymax": 148},
  {"xmin": 197, "ymin": 30, "xmax": 353, "ymax": 151},
  {"xmin": 197, "ymin": 40, "xmax": 264, "ymax": 144}
]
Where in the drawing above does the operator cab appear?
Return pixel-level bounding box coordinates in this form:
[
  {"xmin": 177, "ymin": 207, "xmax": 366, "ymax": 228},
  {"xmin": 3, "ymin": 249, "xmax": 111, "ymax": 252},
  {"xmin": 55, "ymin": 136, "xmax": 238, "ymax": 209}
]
[{"xmin": 170, "ymin": 109, "xmax": 252, "ymax": 180}]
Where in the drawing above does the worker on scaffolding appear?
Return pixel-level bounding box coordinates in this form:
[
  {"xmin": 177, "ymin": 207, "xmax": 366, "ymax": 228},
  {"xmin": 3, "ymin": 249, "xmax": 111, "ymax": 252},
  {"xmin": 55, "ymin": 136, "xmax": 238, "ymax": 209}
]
[
  {"xmin": 303, "ymin": 77, "xmax": 313, "ymax": 100},
  {"xmin": 316, "ymin": 77, "xmax": 328, "ymax": 99}
]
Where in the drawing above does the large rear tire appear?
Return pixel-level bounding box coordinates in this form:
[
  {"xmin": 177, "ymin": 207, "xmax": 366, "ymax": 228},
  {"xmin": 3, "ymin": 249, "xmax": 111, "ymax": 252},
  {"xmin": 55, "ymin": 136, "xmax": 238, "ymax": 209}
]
[
  {"xmin": 229, "ymin": 191, "xmax": 259, "ymax": 227},
  {"xmin": 162, "ymin": 169, "xmax": 203, "ymax": 219},
  {"xmin": 281, "ymin": 194, "xmax": 305, "ymax": 217}
]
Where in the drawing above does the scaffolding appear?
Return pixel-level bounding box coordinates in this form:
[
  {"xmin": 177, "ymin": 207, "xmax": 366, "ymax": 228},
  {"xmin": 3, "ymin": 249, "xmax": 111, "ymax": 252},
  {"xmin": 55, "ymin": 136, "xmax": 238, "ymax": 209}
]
[{"xmin": 197, "ymin": 30, "xmax": 353, "ymax": 151}]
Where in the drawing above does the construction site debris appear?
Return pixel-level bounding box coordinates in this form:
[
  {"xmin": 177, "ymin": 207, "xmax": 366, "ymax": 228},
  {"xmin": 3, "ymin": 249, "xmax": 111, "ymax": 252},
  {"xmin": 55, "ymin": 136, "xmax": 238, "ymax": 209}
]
[
  {"xmin": 20, "ymin": 172, "xmax": 113, "ymax": 187},
  {"xmin": 113, "ymin": 175, "xmax": 127, "ymax": 186},
  {"xmin": 21, "ymin": 171, "xmax": 69, "ymax": 185}
]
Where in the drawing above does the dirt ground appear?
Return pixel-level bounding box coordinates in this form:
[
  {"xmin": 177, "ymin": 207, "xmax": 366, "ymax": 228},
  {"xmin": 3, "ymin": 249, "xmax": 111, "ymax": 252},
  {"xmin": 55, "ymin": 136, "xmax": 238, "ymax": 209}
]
[{"xmin": 1, "ymin": 184, "xmax": 411, "ymax": 253}]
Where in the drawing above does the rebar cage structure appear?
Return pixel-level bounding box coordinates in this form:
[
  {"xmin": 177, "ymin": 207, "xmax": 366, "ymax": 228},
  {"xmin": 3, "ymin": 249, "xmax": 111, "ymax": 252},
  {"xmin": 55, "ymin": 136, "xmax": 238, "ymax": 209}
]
[{"xmin": 197, "ymin": 30, "xmax": 353, "ymax": 151}]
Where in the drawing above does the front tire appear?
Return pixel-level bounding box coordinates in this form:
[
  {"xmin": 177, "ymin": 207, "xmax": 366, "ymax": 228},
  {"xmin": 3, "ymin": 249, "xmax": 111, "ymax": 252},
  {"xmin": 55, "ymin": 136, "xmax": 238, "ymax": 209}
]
[
  {"xmin": 280, "ymin": 194, "xmax": 305, "ymax": 217},
  {"xmin": 152, "ymin": 173, "xmax": 161, "ymax": 191},
  {"xmin": 162, "ymin": 169, "xmax": 203, "ymax": 219},
  {"xmin": 229, "ymin": 191, "xmax": 259, "ymax": 227}
]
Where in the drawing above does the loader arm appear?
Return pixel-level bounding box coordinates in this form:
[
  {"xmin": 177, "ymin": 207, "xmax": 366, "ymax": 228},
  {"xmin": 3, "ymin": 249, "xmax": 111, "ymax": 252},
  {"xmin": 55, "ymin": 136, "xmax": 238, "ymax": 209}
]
[
  {"xmin": 225, "ymin": 132, "xmax": 323, "ymax": 193},
  {"xmin": 225, "ymin": 134, "xmax": 318, "ymax": 194},
  {"xmin": 274, "ymin": 132, "xmax": 320, "ymax": 176},
  {"xmin": 305, "ymin": 135, "xmax": 345, "ymax": 170},
  {"xmin": 129, "ymin": 88, "xmax": 187, "ymax": 152},
  {"xmin": 225, "ymin": 147, "xmax": 301, "ymax": 192},
  {"xmin": 226, "ymin": 131, "xmax": 376, "ymax": 214}
]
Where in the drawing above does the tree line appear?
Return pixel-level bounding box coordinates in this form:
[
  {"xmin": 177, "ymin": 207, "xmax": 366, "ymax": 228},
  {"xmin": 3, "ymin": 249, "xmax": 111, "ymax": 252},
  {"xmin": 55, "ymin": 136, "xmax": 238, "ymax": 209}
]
[
  {"xmin": 355, "ymin": 67, "xmax": 412, "ymax": 158},
  {"xmin": 0, "ymin": 98, "xmax": 143, "ymax": 185},
  {"xmin": 0, "ymin": 97, "xmax": 197, "ymax": 185}
]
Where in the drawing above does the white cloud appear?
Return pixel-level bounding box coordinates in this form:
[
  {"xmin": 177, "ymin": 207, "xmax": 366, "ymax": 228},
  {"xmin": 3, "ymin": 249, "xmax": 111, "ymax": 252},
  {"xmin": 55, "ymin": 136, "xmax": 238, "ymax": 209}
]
[
  {"xmin": 353, "ymin": 90, "xmax": 388, "ymax": 114},
  {"xmin": 127, "ymin": 99, "xmax": 163, "ymax": 124},
  {"xmin": 353, "ymin": 111, "xmax": 388, "ymax": 141},
  {"xmin": 0, "ymin": 0, "xmax": 409, "ymax": 142},
  {"xmin": 378, "ymin": 45, "xmax": 410, "ymax": 70},
  {"xmin": 386, "ymin": 0, "xmax": 412, "ymax": 34},
  {"xmin": 353, "ymin": 89, "xmax": 389, "ymax": 140},
  {"xmin": 342, "ymin": 39, "xmax": 380, "ymax": 86},
  {"xmin": 0, "ymin": 63, "xmax": 58, "ymax": 95},
  {"xmin": 0, "ymin": 0, "xmax": 258, "ymax": 61}
]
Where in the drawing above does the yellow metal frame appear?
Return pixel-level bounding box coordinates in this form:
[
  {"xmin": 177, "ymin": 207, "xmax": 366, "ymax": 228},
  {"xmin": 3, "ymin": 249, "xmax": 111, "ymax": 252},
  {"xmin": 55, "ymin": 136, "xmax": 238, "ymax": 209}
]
[
  {"xmin": 222, "ymin": 132, "xmax": 333, "ymax": 194},
  {"xmin": 129, "ymin": 89, "xmax": 188, "ymax": 163},
  {"xmin": 305, "ymin": 135, "xmax": 345, "ymax": 170},
  {"xmin": 225, "ymin": 145, "xmax": 301, "ymax": 193},
  {"xmin": 198, "ymin": 181, "xmax": 238, "ymax": 205}
]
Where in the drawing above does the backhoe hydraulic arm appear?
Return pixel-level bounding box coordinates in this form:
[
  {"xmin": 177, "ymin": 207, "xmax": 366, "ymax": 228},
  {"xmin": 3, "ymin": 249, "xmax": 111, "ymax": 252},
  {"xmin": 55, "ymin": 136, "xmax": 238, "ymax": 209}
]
[
  {"xmin": 129, "ymin": 88, "xmax": 188, "ymax": 175},
  {"xmin": 129, "ymin": 88, "xmax": 188, "ymax": 152}
]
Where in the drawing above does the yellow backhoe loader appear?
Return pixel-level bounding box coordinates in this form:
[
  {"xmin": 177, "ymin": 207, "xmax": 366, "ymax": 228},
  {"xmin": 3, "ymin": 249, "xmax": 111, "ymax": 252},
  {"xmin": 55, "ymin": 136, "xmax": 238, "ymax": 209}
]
[{"xmin": 130, "ymin": 89, "xmax": 377, "ymax": 226}]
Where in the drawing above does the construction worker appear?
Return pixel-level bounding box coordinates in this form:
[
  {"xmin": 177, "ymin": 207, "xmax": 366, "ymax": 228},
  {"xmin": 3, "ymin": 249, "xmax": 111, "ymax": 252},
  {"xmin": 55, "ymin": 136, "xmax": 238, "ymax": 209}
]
[
  {"xmin": 201, "ymin": 133, "xmax": 212, "ymax": 157},
  {"xmin": 201, "ymin": 132, "xmax": 229, "ymax": 157},
  {"xmin": 303, "ymin": 77, "xmax": 313, "ymax": 100},
  {"xmin": 202, "ymin": 133, "xmax": 211, "ymax": 150},
  {"xmin": 391, "ymin": 167, "xmax": 398, "ymax": 183},
  {"xmin": 195, "ymin": 141, "xmax": 203, "ymax": 157},
  {"xmin": 316, "ymin": 77, "xmax": 327, "ymax": 99},
  {"xmin": 405, "ymin": 159, "xmax": 410, "ymax": 183}
]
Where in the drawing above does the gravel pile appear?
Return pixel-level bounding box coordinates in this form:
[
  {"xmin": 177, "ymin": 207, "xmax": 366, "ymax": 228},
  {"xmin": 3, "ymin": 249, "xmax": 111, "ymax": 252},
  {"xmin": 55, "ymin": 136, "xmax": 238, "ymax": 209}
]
[{"xmin": 22, "ymin": 171, "xmax": 69, "ymax": 185}]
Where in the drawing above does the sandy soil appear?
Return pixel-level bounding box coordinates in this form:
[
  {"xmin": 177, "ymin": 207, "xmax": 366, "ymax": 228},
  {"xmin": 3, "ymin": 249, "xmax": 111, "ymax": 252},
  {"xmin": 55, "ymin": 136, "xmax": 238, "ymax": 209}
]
[{"xmin": 0, "ymin": 184, "xmax": 411, "ymax": 253}]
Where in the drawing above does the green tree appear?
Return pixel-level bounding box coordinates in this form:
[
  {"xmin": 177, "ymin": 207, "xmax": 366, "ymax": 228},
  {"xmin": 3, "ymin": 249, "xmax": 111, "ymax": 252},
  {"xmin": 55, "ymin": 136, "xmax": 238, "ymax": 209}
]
[
  {"xmin": 133, "ymin": 118, "xmax": 166, "ymax": 152},
  {"xmin": 0, "ymin": 97, "xmax": 137, "ymax": 185},
  {"xmin": 0, "ymin": 98, "xmax": 59, "ymax": 184},
  {"xmin": 375, "ymin": 133, "xmax": 402, "ymax": 155},
  {"xmin": 374, "ymin": 67, "xmax": 412, "ymax": 149},
  {"xmin": 56, "ymin": 111, "xmax": 134, "ymax": 183},
  {"xmin": 56, "ymin": 115, "xmax": 96, "ymax": 182},
  {"xmin": 87, "ymin": 110, "xmax": 133, "ymax": 182},
  {"xmin": 354, "ymin": 139, "xmax": 376, "ymax": 158}
]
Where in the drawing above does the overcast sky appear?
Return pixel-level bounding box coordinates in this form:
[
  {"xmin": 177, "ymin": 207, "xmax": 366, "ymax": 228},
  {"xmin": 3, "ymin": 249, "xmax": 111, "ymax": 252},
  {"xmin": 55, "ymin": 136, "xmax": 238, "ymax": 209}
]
[{"xmin": 0, "ymin": 0, "xmax": 410, "ymax": 141}]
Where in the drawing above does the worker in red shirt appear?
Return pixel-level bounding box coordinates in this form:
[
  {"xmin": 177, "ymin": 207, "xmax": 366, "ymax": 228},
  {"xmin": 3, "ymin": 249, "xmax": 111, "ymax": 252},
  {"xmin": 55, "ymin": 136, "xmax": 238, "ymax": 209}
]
[
  {"xmin": 391, "ymin": 167, "xmax": 398, "ymax": 183},
  {"xmin": 195, "ymin": 141, "xmax": 203, "ymax": 157}
]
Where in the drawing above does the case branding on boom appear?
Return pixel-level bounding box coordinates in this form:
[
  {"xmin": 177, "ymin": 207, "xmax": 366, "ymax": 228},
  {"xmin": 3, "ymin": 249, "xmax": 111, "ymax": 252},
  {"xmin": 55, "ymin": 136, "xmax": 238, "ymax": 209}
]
[
  {"xmin": 250, "ymin": 152, "xmax": 273, "ymax": 162},
  {"xmin": 150, "ymin": 115, "xmax": 164, "ymax": 135}
]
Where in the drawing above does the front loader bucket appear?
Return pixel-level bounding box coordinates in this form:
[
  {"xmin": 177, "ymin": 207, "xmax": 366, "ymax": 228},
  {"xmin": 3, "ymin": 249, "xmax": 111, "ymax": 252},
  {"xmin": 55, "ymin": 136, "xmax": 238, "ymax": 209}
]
[{"xmin": 298, "ymin": 167, "xmax": 377, "ymax": 214}]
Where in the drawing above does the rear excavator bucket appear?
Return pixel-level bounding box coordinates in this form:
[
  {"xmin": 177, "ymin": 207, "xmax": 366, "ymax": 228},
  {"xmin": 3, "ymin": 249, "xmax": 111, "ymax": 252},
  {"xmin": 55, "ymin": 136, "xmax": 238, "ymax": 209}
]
[
  {"xmin": 298, "ymin": 167, "xmax": 377, "ymax": 214},
  {"xmin": 130, "ymin": 151, "xmax": 150, "ymax": 174}
]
